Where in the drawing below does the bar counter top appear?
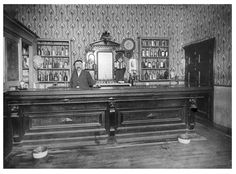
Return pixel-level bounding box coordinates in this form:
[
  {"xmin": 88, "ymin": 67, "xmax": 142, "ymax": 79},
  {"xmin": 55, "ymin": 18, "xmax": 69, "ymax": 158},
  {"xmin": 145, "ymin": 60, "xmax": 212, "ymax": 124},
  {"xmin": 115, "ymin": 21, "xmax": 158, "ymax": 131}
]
[
  {"xmin": 5, "ymin": 85, "xmax": 212, "ymax": 95},
  {"xmin": 4, "ymin": 85, "xmax": 213, "ymax": 105}
]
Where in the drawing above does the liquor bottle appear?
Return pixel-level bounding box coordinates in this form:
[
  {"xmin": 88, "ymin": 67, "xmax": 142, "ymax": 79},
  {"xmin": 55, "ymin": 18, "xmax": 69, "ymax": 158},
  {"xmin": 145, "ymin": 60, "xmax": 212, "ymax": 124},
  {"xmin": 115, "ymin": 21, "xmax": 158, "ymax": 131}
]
[
  {"xmin": 154, "ymin": 48, "xmax": 157, "ymax": 57},
  {"xmin": 45, "ymin": 72, "xmax": 49, "ymax": 81},
  {"xmin": 164, "ymin": 70, "xmax": 169, "ymax": 79},
  {"xmin": 152, "ymin": 71, "xmax": 156, "ymax": 80},
  {"xmin": 38, "ymin": 72, "xmax": 41, "ymax": 81},
  {"xmin": 149, "ymin": 71, "xmax": 153, "ymax": 80},
  {"xmin": 64, "ymin": 72, "xmax": 68, "ymax": 81},
  {"xmin": 54, "ymin": 72, "xmax": 58, "ymax": 81},
  {"xmin": 142, "ymin": 48, "xmax": 146, "ymax": 57},
  {"xmin": 161, "ymin": 49, "xmax": 165, "ymax": 57},
  {"xmin": 159, "ymin": 71, "xmax": 163, "ymax": 79},
  {"xmin": 49, "ymin": 71, "xmax": 53, "ymax": 81},
  {"xmin": 158, "ymin": 48, "xmax": 161, "ymax": 57},
  {"xmin": 47, "ymin": 48, "xmax": 51, "ymax": 56},
  {"xmin": 57, "ymin": 47, "xmax": 61, "ymax": 56},
  {"xmin": 52, "ymin": 47, "xmax": 55, "ymax": 56},
  {"xmin": 64, "ymin": 61, "xmax": 68, "ymax": 68},
  {"xmin": 163, "ymin": 60, "xmax": 166, "ymax": 68},
  {"xmin": 141, "ymin": 59, "xmax": 145, "ymax": 68},
  {"xmin": 156, "ymin": 59, "xmax": 159, "ymax": 68},
  {"xmin": 38, "ymin": 46, "xmax": 41, "ymax": 55},
  {"xmin": 150, "ymin": 48, "xmax": 153, "ymax": 57},
  {"xmin": 55, "ymin": 47, "xmax": 58, "ymax": 56},
  {"xmin": 45, "ymin": 58, "xmax": 49, "ymax": 68},
  {"xmin": 59, "ymin": 59, "xmax": 63, "ymax": 68},
  {"xmin": 52, "ymin": 59, "xmax": 55, "ymax": 68},
  {"xmin": 162, "ymin": 40, "xmax": 165, "ymax": 47},
  {"xmin": 141, "ymin": 73, "xmax": 144, "ymax": 80},
  {"xmin": 154, "ymin": 40, "xmax": 157, "ymax": 46},
  {"xmin": 146, "ymin": 48, "xmax": 150, "ymax": 57},
  {"xmin": 59, "ymin": 72, "xmax": 63, "ymax": 81},
  {"xmin": 165, "ymin": 60, "xmax": 169, "ymax": 68},
  {"xmin": 61, "ymin": 46, "xmax": 64, "ymax": 56},
  {"xmin": 148, "ymin": 60, "xmax": 152, "ymax": 68},
  {"xmin": 142, "ymin": 40, "xmax": 145, "ymax": 46},
  {"xmin": 160, "ymin": 60, "xmax": 164, "ymax": 68},
  {"xmin": 152, "ymin": 60, "xmax": 156, "ymax": 69},
  {"xmin": 145, "ymin": 70, "xmax": 149, "ymax": 80},
  {"xmin": 156, "ymin": 71, "xmax": 160, "ymax": 79},
  {"xmin": 48, "ymin": 58, "xmax": 52, "ymax": 68},
  {"xmin": 156, "ymin": 40, "xmax": 159, "ymax": 47},
  {"xmin": 114, "ymin": 61, "xmax": 118, "ymax": 68},
  {"xmin": 55, "ymin": 59, "xmax": 58, "ymax": 68},
  {"xmin": 65, "ymin": 46, "xmax": 69, "ymax": 56},
  {"xmin": 165, "ymin": 40, "xmax": 169, "ymax": 46},
  {"xmin": 151, "ymin": 40, "xmax": 155, "ymax": 46},
  {"xmin": 46, "ymin": 47, "xmax": 50, "ymax": 56},
  {"xmin": 144, "ymin": 59, "xmax": 148, "ymax": 68},
  {"xmin": 41, "ymin": 47, "xmax": 44, "ymax": 56},
  {"xmin": 165, "ymin": 49, "xmax": 168, "ymax": 57}
]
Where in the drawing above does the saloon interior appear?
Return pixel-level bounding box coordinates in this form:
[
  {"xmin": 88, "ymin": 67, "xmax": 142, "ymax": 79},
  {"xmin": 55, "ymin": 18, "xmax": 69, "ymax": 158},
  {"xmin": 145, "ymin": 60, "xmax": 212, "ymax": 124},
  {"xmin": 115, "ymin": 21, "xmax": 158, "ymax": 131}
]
[{"xmin": 3, "ymin": 4, "xmax": 232, "ymax": 169}]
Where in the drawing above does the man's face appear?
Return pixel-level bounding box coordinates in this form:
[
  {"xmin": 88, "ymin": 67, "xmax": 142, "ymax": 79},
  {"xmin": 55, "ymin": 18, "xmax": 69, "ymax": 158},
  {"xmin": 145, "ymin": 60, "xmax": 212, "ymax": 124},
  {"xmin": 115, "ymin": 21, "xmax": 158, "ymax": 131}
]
[{"xmin": 74, "ymin": 61, "xmax": 83, "ymax": 71}]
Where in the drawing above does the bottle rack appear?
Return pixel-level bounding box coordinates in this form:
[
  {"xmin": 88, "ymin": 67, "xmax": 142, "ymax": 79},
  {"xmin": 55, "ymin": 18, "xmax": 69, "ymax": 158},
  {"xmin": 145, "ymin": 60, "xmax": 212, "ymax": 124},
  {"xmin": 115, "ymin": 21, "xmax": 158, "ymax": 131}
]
[
  {"xmin": 36, "ymin": 39, "xmax": 71, "ymax": 88},
  {"xmin": 139, "ymin": 37, "xmax": 170, "ymax": 81},
  {"xmin": 21, "ymin": 42, "xmax": 30, "ymax": 88}
]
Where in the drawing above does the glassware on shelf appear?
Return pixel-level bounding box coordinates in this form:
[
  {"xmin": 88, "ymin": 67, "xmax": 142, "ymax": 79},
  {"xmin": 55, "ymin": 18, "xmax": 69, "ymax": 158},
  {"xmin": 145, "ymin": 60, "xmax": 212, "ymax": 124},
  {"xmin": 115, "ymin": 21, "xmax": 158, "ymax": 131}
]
[
  {"xmin": 148, "ymin": 60, "xmax": 152, "ymax": 68},
  {"xmin": 139, "ymin": 37, "xmax": 169, "ymax": 81},
  {"xmin": 145, "ymin": 70, "xmax": 149, "ymax": 80},
  {"xmin": 144, "ymin": 59, "xmax": 148, "ymax": 68},
  {"xmin": 61, "ymin": 46, "xmax": 65, "ymax": 56},
  {"xmin": 152, "ymin": 60, "xmax": 156, "ymax": 69},
  {"xmin": 141, "ymin": 59, "xmax": 145, "ymax": 68},
  {"xmin": 161, "ymin": 48, "xmax": 165, "ymax": 57},
  {"xmin": 165, "ymin": 48, "xmax": 168, "ymax": 57},
  {"xmin": 65, "ymin": 46, "xmax": 69, "ymax": 56}
]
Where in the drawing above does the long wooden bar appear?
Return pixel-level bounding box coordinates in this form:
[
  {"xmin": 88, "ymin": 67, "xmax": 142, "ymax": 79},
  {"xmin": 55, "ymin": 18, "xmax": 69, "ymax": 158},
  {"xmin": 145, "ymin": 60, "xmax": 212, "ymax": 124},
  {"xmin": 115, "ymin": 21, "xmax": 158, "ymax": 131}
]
[{"xmin": 4, "ymin": 85, "xmax": 213, "ymax": 157}]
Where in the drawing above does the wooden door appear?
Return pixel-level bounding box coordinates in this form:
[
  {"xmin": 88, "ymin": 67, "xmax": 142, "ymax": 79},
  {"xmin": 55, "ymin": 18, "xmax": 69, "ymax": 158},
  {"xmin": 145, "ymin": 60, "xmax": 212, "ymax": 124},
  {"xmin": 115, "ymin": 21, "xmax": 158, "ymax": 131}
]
[{"xmin": 184, "ymin": 38, "xmax": 214, "ymax": 122}]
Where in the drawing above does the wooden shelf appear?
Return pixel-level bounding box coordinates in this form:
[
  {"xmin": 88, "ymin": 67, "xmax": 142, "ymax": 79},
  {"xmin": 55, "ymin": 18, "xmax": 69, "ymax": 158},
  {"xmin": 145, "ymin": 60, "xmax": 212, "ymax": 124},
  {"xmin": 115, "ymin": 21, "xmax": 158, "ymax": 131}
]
[
  {"xmin": 38, "ymin": 68, "xmax": 70, "ymax": 70},
  {"xmin": 139, "ymin": 37, "xmax": 170, "ymax": 82},
  {"xmin": 37, "ymin": 81, "xmax": 69, "ymax": 83}
]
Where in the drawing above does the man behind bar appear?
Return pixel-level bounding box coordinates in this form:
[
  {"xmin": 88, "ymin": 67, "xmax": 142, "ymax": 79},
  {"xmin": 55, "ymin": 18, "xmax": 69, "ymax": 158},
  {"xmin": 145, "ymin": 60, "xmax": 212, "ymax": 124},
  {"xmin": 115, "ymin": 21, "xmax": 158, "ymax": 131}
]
[{"xmin": 69, "ymin": 59, "xmax": 95, "ymax": 89}]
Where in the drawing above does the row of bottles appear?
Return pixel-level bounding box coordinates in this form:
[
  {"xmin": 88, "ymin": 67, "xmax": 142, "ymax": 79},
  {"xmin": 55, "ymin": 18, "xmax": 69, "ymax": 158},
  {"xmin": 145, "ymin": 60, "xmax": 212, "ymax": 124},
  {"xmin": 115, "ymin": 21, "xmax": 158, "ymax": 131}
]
[
  {"xmin": 141, "ymin": 48, "xmax": 168, "ymax": 57},
  {"xmin": 142, "ymin": 39, "xmax": 169, "ymax": 47},
  {"xmin": 37, "ymin": 70, "xmax": 69, "ymax": 82},
  {"xmin": 22, "ymin": 43, "xmax": 30, "ymax": 88},
  {"xmin": 85, "ymin": 61, "xmax": 96, "ymax": 70},
  {"xmin": 38, "ymin": 45, "xmax": 69, "ymax": 57},
  {"xmin": 141, "ymin": 70, "xmax": 169, "ymax": 81},
  {"xmin": 22, "ymin": 55, "xmax": 29, "ymax": 69},
  {"xmin": 42, "ymin": 58, "xmax": 69, "ymax": 69},
  {"xmin": 141, "ymin": 59, "xmax": 168, "ymax": 69}
]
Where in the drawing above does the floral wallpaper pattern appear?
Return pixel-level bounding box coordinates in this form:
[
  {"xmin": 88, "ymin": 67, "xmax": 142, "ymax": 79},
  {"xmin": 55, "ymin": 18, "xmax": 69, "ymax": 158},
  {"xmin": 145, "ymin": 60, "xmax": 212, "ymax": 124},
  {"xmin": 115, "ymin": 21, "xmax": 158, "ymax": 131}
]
[{"xmin": 4, "ymin": 4, "xmax": 231, "ymax": 86}]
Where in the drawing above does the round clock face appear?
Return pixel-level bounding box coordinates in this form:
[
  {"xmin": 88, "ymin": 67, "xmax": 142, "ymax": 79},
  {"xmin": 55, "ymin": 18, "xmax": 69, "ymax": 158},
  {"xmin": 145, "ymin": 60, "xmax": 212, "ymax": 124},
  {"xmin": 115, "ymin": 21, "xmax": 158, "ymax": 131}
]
[{"xmin": 123, "ymin": 38, "xmax": 135, "ymax": 51}]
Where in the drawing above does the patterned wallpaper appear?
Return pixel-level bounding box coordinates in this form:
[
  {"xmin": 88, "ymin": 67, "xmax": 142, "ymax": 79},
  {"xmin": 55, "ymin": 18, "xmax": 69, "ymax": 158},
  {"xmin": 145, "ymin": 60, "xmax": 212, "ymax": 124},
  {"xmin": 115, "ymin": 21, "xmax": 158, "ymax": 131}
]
[{"xmin": 4, "ymin": 4, "xmax": 232, "ymax": 86}]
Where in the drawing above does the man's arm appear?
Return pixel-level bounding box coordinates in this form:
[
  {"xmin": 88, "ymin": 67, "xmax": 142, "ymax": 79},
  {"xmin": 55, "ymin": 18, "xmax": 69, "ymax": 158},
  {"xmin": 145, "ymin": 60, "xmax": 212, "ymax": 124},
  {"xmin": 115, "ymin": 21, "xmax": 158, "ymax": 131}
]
[{"xmin": 86, "ymin": 71, "xmax": 96, "ymax": 87}]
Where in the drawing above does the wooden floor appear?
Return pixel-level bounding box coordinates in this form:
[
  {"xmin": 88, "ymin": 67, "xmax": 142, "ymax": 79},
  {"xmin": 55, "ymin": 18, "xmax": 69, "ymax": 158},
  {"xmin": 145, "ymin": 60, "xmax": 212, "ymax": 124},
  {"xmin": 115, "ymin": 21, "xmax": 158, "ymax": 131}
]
[{"xmin": 4, "ymin": 122, "xmax": 231, "ymax": 168}]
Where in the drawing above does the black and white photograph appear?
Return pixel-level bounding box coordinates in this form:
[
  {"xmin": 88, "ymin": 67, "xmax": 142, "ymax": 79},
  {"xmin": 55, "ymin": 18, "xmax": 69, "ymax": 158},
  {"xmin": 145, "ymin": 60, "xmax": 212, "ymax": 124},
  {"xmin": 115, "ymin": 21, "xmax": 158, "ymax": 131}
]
[{"xmin": 1, "ymin": 0, "xmax": 233, "ymax": 172}]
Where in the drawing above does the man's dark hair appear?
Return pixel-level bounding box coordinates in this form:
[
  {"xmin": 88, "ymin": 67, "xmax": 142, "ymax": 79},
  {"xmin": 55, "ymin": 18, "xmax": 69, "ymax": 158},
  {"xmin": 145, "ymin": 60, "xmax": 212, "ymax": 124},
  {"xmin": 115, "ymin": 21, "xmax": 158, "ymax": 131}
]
[{"xmin": 73, "ymin": 59, "xmax": 83, "ymax": 66}]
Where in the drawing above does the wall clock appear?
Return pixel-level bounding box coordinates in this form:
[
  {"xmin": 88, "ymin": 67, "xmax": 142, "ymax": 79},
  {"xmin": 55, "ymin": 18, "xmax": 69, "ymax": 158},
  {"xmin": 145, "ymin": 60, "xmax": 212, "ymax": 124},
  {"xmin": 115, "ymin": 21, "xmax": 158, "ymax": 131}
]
[{"xmin": 122, "ymin": 38, "xmax": 135, "ymax": 51}]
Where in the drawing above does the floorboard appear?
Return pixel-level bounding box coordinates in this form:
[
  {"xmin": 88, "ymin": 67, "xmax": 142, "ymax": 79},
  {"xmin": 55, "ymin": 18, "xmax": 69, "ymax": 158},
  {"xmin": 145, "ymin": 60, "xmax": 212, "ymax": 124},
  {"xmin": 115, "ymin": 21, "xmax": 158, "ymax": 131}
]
[{"xmin": 4, "ymin": 122, "xmax": 231, "ymax": 168}]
